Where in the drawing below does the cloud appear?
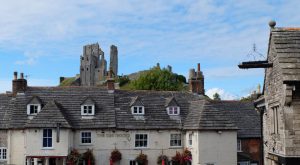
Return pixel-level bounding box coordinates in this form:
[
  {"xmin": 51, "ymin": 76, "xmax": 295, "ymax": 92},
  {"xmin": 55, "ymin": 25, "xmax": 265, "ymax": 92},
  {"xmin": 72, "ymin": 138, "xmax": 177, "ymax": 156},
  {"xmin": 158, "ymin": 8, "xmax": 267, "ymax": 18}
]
[
  {"xmin": 206, "ymin": 88, "xmax": 238, "ymax": 100},
  {"xmin": 15, "ymin": 51, "xmax": 44, "ymax": 65}
]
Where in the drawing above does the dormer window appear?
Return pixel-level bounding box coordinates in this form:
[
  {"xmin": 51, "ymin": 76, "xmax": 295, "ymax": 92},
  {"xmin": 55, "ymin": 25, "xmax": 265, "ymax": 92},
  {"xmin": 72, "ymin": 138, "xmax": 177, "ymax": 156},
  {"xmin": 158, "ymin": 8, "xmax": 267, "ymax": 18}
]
[
  {"xmin": 81, "ymin": 105, "xmax": 95, "ymax": 116},
  {"xmin": 27, "ymin": 104, "xmax": 41, "ymax": 115},
  {"xmin": 26, "ymin": 96, "xmax": 42, "ymax": 116},
  {"xmin": 81, "ymin": 97, "xmax": 96, "ymax": 117},
  {"xmin": 130, "ymin": 96, "xmax": 145, "ymax": 115},
  {"xmin": 167, "ymin": 106, "xmax": 180, "ymax": 115},
  {"xmin": 131, "ymin": 106, "xmax": 144, "ymax": 115}
]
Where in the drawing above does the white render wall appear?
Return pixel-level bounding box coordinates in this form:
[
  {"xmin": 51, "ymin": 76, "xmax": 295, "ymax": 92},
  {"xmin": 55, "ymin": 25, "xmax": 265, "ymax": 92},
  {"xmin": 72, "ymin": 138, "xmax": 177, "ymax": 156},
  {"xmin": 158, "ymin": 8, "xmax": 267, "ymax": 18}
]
[
  {"xmin": 7, "ymin": 129, "xmax": 237, "ymax": 165},
  {"xmin": 74, "ymin": 130, "xmax": 185, "ymax": 165},
  {"xmin": 197, "ymin": 130, "xmax": 237, "ymax": 165}
]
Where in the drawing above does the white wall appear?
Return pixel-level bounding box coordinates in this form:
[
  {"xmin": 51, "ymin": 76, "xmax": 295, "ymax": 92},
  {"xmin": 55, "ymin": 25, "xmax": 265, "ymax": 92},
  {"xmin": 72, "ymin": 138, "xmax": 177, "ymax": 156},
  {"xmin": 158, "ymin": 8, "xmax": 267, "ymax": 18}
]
[
  {"xmin": 74, "ymin": 130, "xmax": 185, "ymax": 165},
  {"xmin": 197, "ymin": 130, "xmax": 237, "ymax": 165},
  {"xmin": 9, "ymin": 130, "xmax": 25, "ymax": 165}
]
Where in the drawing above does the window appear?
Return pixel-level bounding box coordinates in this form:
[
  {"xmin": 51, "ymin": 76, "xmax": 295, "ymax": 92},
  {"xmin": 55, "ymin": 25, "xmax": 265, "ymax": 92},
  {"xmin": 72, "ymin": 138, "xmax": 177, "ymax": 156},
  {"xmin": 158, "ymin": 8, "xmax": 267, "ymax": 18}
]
[
  {"xmin": 135, "ymin": 134, "xmax": 148, "ymax": 148},
  {"xmin": 237, "ymin": 139, "xmax": 242, "ymax": 152},
  {"xmin": 27, "ymin": 104, "xmax": 41, "ymax": 115},
  {"xmin": 188, "ymin": 133, "xmax": 192, "ymax": 146},
  {"xmin": 81, "ymin": 132, "xmax": 92, "ymax": 144},
  {"xmin": 170, "ymin": 134, "xmax": 181, "ymax": 147},
  {"xmin": 167, "ymin": 106, "xmax": 180, "ymax": 115},
  {"xmin": 272, "ymin": 106, "xmax": 279, "ymax": 134},
  {"xmin": 43, "ymin": 129, "xmax": 52, "ymax": 148},
  {"xmin": 0, "ymin": 147, "xmax": 7, "ymax": 160},
  {"xmin": 81, "ymin": 105, "xmax": 95, "ymax": 116},
  {"xmin": 131, "ymin": 106, "xmax": 144, "ymax": 115}
]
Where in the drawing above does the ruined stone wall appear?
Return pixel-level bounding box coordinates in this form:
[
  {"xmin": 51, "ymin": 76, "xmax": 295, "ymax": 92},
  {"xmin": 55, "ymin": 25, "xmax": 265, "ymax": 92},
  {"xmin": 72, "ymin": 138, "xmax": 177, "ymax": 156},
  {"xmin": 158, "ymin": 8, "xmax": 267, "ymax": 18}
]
[{"xmin": 109, "ymin": 45, "xmax": 118, "ymax": 77}]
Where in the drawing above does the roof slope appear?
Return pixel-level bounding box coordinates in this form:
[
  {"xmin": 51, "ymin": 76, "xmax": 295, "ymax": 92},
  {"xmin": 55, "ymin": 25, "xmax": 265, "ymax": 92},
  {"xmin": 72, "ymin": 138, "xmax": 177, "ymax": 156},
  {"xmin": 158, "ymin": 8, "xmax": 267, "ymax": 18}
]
[
  {"xmin": 25, "ymin": 100, "xmax": 71, "ymax": 128},
  {"xmin": 184, "ymin": 100, "xmax": 237, "ymax": 130},
  {"xmin": 0, "ymin": 94, "xmax": 13, "ymax": 129},
  {"xmin": 9, "ymin": 87, "xmax": 116, "ymax": 129},
  {"xmin": 271, "ymin": 28, "xmax": 300, "ymax": 82},
  {"xmin": 210, "ymin": 101, "xmax": 261, "ymax": 138}
]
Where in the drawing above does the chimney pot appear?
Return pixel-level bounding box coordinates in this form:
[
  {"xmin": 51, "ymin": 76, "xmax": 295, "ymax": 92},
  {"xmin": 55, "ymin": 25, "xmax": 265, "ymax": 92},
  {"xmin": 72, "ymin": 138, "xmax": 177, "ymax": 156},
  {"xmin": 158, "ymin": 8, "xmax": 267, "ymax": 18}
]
[
  {"xmin": 14, "ymin": 72, "xmax": 18, "ymax": 80},
  {"xmin": 197, "ymin": 63, "xmax": 200, "ymax": 72},
  {"xmin": 20, "ymin": 73, "xmax": 24, "ymax": 79}
]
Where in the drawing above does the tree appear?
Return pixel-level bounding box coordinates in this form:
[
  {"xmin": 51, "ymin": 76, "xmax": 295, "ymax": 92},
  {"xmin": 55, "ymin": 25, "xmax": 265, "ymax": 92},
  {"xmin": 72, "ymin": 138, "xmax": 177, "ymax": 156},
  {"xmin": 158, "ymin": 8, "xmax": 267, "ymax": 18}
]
[
  {"xmin": 129, "ymin": 66, "xmax": 185, "ymax": 91},
  {"xmin": 213, "ymin": 93, "xmax": 221, "ymax": 100}
]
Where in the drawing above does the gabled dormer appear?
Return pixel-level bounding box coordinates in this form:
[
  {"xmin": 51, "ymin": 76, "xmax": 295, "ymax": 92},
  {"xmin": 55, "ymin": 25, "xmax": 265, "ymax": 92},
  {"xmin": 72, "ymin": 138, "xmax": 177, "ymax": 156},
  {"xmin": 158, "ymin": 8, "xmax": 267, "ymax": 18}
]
[
  {"xmin": 130, "ymin": 96, "xmax": 144, "ymax": 115},
  {"xmin": 81, "ymin": 97, "xmax": 95, "ymax": 117},
  {"xmin": 27, "ymin": 96, "xmax": 42, "ymax": 116},
  {"xmin": 165, "ymin": 97, "xmax": 180, "ymax": 115}
]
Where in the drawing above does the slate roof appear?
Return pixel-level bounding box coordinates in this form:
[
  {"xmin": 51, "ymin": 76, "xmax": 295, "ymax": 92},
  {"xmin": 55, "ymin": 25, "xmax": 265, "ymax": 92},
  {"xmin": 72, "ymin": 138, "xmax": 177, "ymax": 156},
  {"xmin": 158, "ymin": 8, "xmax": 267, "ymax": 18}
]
[
  {"xmin": 0, "ymin": 86, "xmax": 259, "ymax": 136},
  {"xmin": 210, "ymin": 101, "xmax": 261, "ymax": 138},
  {"xmin": 25, "ymin": 100, "xmax": 71, "ymax": 128},
  {"xmin": 0, "ymin": 94, "xmax": 13, "ymax": 129},
  {"xmin": 270, "ymin": 28, "xmax": 300, "ymax": 82},
  {"xmin": 184, "ymin": 100, "xmax": 237, "ymax": 130}
]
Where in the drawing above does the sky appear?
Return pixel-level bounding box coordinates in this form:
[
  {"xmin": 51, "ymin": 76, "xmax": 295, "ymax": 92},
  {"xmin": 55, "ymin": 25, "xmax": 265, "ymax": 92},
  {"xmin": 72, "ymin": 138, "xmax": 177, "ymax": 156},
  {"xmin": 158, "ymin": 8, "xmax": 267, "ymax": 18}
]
[{"xmin": 0, "ymin": 0, "xmax": 300, "ymax": 100}]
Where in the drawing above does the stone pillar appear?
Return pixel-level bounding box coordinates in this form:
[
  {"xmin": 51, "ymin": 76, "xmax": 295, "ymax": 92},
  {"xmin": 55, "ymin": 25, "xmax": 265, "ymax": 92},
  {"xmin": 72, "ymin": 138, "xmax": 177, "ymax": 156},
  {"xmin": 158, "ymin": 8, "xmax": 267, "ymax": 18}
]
[{"xmin": 45, "ymin": 158, "xmax": 49, "ymax": 165}]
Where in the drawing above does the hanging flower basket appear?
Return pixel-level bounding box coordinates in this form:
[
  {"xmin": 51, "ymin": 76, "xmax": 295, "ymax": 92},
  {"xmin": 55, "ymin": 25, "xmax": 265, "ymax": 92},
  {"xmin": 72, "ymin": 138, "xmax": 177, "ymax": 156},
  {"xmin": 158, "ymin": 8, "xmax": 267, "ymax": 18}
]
[
  {"xmin": 135, "ymin": 152, "xmax": 148, "ymax": 165},
  {"xmin": 110, "ymin": 149, "xmax": 122, "ymax": 163},
  {"xmin": 171, "ymin": 151, "xmax": 182, "ymax": 165},
  {"xmin": 82, "ymin": 149, "xmax": 95, "ymax": 165},
  {"xmin": 157, "ymin": 155, "xmax": 169, "ymax": 165},
  {"xmin": 182, "ymin": 148, "xmax": 192, "ymax": 163},
  {"xmin": 67, "ymin": 148, "xmax": 82, "ymax": 165}
]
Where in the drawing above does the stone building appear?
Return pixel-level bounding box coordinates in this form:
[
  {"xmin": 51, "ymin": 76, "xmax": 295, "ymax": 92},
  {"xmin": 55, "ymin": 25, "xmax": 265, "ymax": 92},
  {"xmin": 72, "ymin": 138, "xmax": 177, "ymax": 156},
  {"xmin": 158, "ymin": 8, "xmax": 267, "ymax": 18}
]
[
  {"xmin": 240, "ymin": 21, "xmax": 300, "ymax": 165},
  {"xmin": 61, "ymin": 43, "xmax": 118, "ymax": 86}
]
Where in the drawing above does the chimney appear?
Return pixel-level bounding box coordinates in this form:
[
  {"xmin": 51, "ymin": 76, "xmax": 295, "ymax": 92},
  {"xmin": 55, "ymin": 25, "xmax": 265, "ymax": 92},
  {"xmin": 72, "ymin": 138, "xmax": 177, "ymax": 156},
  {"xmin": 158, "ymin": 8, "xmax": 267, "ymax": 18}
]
[
  {"xmin": 12, "ymin": 72, "xmax": 27, "ymax": 97},
  {"xmin": 188, "ymin": 63, "xmax": 204, "ymax": 95},
  {"xmin": 106, "ymin": 67, "xmax": 115, "ymax": 91}
]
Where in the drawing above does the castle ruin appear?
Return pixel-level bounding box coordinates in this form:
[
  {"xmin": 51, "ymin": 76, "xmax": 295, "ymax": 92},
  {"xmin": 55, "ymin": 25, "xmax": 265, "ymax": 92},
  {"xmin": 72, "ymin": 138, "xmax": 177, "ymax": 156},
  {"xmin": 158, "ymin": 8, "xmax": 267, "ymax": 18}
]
[{"xmin": 80, "ymin": 43, "xmax": 118, "ymax": 86}]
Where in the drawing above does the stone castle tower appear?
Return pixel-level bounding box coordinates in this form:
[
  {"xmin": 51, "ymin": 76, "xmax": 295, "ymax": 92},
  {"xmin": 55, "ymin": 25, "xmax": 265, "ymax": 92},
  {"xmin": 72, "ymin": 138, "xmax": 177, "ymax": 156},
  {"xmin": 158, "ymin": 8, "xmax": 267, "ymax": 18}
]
[{"xmin": 80, "ymin": 43, "xmax": 118, "ymax": 86}]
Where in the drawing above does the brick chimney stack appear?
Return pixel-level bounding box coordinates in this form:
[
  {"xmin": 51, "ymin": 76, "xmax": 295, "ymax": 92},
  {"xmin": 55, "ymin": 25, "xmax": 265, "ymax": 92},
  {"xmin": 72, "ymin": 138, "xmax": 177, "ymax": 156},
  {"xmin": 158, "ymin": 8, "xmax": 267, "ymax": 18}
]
[
  {"xmin": 12, "ymin": 72, "xmax": 27, "ymax": 97},
  {"xmin": 106, "ymin": 67, "xmax": 115, "ymax": 91},
  {"xmin": 188, "ymin": 63, "xmax": 204, "ymax": 95}
]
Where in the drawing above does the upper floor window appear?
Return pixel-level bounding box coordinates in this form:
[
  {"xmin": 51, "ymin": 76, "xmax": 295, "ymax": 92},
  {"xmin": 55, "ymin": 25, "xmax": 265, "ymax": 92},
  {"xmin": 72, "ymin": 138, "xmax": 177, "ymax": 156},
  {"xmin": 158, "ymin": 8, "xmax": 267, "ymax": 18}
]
[
  {"xmin": 0, "ymin": 147, "xmax": 7, "ymax": 160},
  {"xmin": 135, "ymin": 134, "xmax": 148, "ymax": 148},
  {"xmin": 188, "ymin": 133, "xmax": 192, "ymax": 146},
  {"xmin": 81, "ymin": 131, "xmax": 92, "ymax": 144},
  {"xmin": 170, "ymin": 134, "xmax": 182, "ymax": 147},
  {"xmin": 131, "ymin": 106, "xmax": 144, "ymax": 115},
  {"xmin": 27, "ymin": 104, "xmax": 41, "ymax": 115},
  {"xmin": 43, "ymin": 129, "xmax": 52, "ymax": 148},
  {"xmin": 167, "ymin": 106, "xmax": 180, "ymax": 115},
  {"xmin": 81, "ymin": 105, "xmax": 95, "ymax": 116},
  {"xmin": 237, "ymin": 139, "xmax": 242, "ymax": 152}
]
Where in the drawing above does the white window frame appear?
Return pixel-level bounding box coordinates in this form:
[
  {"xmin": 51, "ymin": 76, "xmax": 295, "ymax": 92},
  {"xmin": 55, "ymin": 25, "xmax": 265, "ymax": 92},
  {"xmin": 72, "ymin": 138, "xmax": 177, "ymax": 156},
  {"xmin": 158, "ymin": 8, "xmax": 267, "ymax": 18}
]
[
  {"xmin": 135, "ymin": 133, "xmax": 148, "ymax": 148},
  {"xmin": 81, "ymin": 131, "xmax": 92, "ymax": 144},
  {"xmin": 81, "ymin": 105, "xmax": 95, "ymax": 116},
  {"xmin": 131, "ymin": 106, "xmax": 144, "ymax": 115},
  {"xmin": 170, "ymin": 134, "xmax": 182, "ymax": 147},
  {"xmin": 237, "ymin": 139, "xmax": 242, "ymax": 152},
  {"xmin": 188, "ymin": 133, "xmax": 192, "ymax": 146},
  {"xmin": 129, "ymin": 160, "xmax": 137, "ymax": 165},
  {"xmin": 42, "ymin": 129, "xmax": 53, "ymax": 149},
  {"xmin": 27, "ymin": 104, "xmax": 41, "ymax": 115},
  {"xmin": 167, "ymin": 106, "xmax": 180, "ymax": 115},
  {"xmin": 0, "ymin": 147, "xmax": 7, "ymax": 160}
]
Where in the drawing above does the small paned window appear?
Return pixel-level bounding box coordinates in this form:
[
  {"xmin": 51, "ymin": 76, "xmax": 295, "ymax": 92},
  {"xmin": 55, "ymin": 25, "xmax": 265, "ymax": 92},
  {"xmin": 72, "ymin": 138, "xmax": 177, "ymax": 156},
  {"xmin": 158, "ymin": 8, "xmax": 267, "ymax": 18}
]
[
  {"xmin": 135, "ymin": 134, "xmax": 148, "ymax": 148},
  {"xmin": 167, "ymin": 106, "xmax": 180, "ymax": 115},
  {"xmin": 27, "ymin": 104, "xmax": 41, "ymax": 115},
  {"xmin": 81, "ymin": 132, "xmax": 92, "ymax": 144},
  {"xmin": 170, "ymin": 134, "xmax": 181, "ymax": 147},
  {"xmin": 43, "ymin": 129, "xmax": 52, "ymax": 148},
  {"xmin": 132, "ymin": 106, "xmax": 144, "ymax": 115},
  {"xmin": 0, "ymin": 147, "xmax": 7, "ymax": 160},
  {"xmin": 188, "ymin": 133, "xmax": 192, "ymax": 146},
  {"xmin": 81, "ymin": 105, "xmax": 95, "ymax": 116}
]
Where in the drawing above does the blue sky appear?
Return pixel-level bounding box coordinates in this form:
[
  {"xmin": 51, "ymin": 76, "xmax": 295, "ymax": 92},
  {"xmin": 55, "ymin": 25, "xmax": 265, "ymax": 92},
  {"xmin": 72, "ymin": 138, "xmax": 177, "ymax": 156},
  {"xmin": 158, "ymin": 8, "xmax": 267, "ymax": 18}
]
[{"xmin": 0, "ymin": 0, "xmax": 299, "ymax": 99}]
